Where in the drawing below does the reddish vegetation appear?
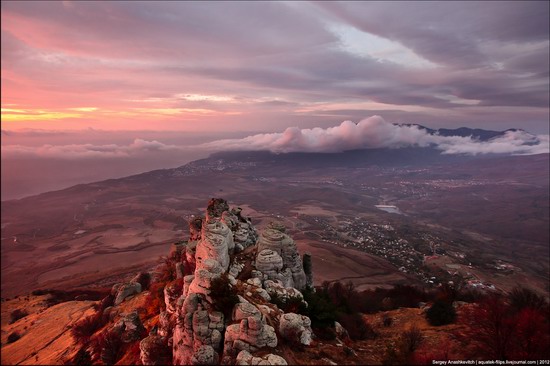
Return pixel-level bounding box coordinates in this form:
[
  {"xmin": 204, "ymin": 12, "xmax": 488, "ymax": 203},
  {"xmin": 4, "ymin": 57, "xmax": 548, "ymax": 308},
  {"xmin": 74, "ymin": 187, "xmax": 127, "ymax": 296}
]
[
  {"xmin": 457, "ymin": 293, "xmax": 550, "ymax": 361},
  {"xmin": 71, "ymin": 309, "xmax": 109, "ymax": 344}
]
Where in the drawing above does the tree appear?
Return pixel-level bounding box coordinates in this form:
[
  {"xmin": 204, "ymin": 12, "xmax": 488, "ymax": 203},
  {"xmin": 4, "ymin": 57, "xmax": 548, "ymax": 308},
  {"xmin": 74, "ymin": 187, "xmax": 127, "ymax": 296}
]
[
  {"xmin": 426, "ymin": 300, "xmax": 456, "ymax": 326},
  {"xmin": 458, "ymin": 295, "xmax": 515, "ymax": 360}
]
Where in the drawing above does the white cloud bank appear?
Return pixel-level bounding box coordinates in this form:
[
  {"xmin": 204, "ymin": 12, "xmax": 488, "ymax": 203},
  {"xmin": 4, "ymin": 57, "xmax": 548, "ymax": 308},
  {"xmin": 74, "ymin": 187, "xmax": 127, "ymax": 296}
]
[
  {"xmin": 1, "ymin": 139, "xmax": 186, "ymax": 159},
  {"xmin": 201, "ymin": 116, "xmax": 549, "ymax": 156}
]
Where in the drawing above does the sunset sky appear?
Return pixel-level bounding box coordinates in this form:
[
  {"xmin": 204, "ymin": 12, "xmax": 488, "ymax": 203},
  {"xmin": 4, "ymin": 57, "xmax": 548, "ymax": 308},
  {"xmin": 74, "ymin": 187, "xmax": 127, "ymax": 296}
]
[
  {"xmin": 2, "ymin": 1, "xmax": 549, "ymax": 133},
  {"xmin": 1, "ymin": 1, "xmax": 549, "ymax": 199}
]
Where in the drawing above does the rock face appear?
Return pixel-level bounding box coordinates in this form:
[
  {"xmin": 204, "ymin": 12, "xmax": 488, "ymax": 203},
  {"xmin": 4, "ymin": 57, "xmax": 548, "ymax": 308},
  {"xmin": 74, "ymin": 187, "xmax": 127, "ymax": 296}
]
[
  {"xmin": 278, "ymin": 313, "xmax": 313, "ymax": 346},
  {"xmin": 256, "ymin": 224, "xmax": 307, "ymax": 290},
  {"xmin": 164, "ymin": 281, "xmax": 182, "ymax": 314},
  {"xmin": 195, "ymin": 220, "xmax": 233, "ymax": 271},
  {"xmin": 187, "ymin": 258, "xmax": 224, "ymax": 298},
  {"xmin": 221, "ymin": 207, "xmax": 258, "ymax": 252},
  {"xmin": 142, "ymin": 198, "xmax": 313, "ymax": 366},
  {"xmin": 172, "ymin": 292, "xmax": 225, "ymax": 365}
]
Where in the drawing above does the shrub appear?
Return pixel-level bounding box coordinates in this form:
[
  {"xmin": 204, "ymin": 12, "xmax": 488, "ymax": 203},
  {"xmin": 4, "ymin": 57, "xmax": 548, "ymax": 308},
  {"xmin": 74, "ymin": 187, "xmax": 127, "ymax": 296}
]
[
  {"xmin": 133, "ymin": 272, "xmax": 151, "ymax": 291},
  {"xmin": 7, "ymin": 332, "xmax": 21, "ymax": 343},
  {"xmin": 386, "ymin": 285, "xmax": 428, "ymax": 309},
  {"xmin": 458, "ymin": 295, "xmax": 550, "ymax": 360},
  {"xmin": 71, "ymin": 310, "xmax": 107, "ymax": 344},
  {"xmin": 210, "ymin": 273, "xmax": 239, "ymax": 319},
  {"xmin": 508, "ymin": 287, "xmax": 548, "ymax": 313},
  {"xmin": 96, "ymin": 294, "xmax": 115, "ymax": 312},
  {"xmin": 94, "ymin": 330, "xmax": 124, "ymax": 365},
  {"xmin": 9, "ymin": 308, "xmax": 29, "ymax": 324},
  {"xmin": 270, "ymin": 293, "xmax": 304, "ymax": 314},
  {"xmin": 338, "ymin": 313, "xmax": 377, "ymax": 340},
  {"xmin": 301, "ymin": 287, "xmax": 338, "ymax": 329},
  {"xmin": 71, "ymin": 348, "xmax": 92, "ymax": 365},
  {"xmin": 157, "ymin": 258, "xmax": 176, "ymax": 283},
  {"xmin": 426, "ymin": 300, "xmax": 456, "ymax": 326},
  {"xmin": 400, "ymin": 326, "xmax": 423, "ymax": 355},
  {"xmin": 382, "ymin": 326, "xmax": 423, "ymax": 365}
]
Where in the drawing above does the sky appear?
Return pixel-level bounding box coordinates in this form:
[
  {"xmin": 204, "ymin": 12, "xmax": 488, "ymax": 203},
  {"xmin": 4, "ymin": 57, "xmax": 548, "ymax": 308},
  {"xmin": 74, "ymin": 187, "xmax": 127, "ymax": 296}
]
[{"xmin": 1, "ymin": 1, "xmax": 549, "ymax": 199}]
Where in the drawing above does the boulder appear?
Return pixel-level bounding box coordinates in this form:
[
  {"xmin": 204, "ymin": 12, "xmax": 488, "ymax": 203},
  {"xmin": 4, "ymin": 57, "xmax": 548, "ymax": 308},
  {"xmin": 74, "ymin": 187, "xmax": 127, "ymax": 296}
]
[
  {"xmin": 257, "ymin": 225, "xmax": 307, "ymax": 290},
  {"xmin": 334, "ymin": 321, "xmax": 349, "ymax": 339},
  {"xmin": 256, "ymin": 249, "xmax": 283, "ymax": 276},
  {"xmin": 278, "ymin": 313, "xmax": 312, "ymax": 346},
  {"xmin": 224, "ymin": 318, "xmax": 277, "ymax": 355},
  {"xmin": 114, "ymin": 282, "xmax": 142, "ymax": 305},
  {"xmin": 114, "ymin": 311, "xmax": 145, "ymax": 343},
  {"xmin": 191, "ymin": 345, "xmax": 218, "ymax": 365},
  {"xmin": 236, "ymin": 350, "xmax": 288, "ymax": 365}
]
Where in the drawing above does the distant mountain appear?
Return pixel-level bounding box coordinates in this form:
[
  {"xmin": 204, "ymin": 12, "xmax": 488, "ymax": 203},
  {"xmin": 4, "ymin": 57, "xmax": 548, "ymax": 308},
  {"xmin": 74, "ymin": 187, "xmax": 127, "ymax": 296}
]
[{"xmin": 399, "ymin": 124, "xmax": 522, "ymax": 141}]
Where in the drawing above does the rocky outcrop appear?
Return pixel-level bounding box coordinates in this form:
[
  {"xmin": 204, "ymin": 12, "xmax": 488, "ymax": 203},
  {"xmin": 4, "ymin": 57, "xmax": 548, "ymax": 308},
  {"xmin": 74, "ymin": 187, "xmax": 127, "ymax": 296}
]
[
  {"xmin": 221, "ymin": 207, "xmax": 258, "ymax": 252},
  {"xmin": 145, "ymin": 199, "xmax": 317, "ymax": 365},
  {"xmin": 206, "ymin": 198, "xmax": 229, "ymax": 222},
  {"xmin": 113, "ymin": 311, "xmax": 145, "ymax": 343},
  {"xmin": 187, "ymin": 258, "xmax": 224, "ymax": 299},
  {"xmin": 263, "ymin": 280, "xmax": 304, "ymax": 302},
  {"xmin": 172, "ymin": 292, "xmax": 225, "ymax": 365},
  {"xmin": 278, "ymin": 313, "xmax": 312, "ymax": 346},
  {"xmin": 256, "ymin": 224, "xmax": 307, "ymax": 290},
  {"xmin": 223, "ymin": 317, "xmax": 277, "ymax": 358},
  {"xmin": 113, "ymin": 282, "xmax": 142, "ymax": 305},
  {"xmin": 235, "ymin": 350, "xmax": 288, "ymax": 365},
  {"xmin": 195, "ymin": 221, "xmax": 233, "ymax": 271},
  {"xmin": 158, "ymin": 311, "xmax": 174, "ymax": 339}
]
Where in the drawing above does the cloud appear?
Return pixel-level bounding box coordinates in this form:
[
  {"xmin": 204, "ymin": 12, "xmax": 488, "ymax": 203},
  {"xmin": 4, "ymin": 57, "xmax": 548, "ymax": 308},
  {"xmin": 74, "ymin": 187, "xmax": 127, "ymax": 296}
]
[
  {"xmin": 1, "ymin": 138, "xmax": 186, "ymax": 159},
  {"xmin": 1, "ymin": 2, "xmax": 548, "ymax": 134},
  {"xmin": 201, "ymin": 116, "xmax": 549, "ymax": 156}
]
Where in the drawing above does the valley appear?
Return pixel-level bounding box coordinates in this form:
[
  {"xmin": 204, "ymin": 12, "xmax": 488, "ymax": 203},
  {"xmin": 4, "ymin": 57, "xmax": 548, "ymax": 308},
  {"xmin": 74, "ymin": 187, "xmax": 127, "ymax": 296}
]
[{"xmin": 1, "ymin": 149, "xmax": 548, "ymax": 298}]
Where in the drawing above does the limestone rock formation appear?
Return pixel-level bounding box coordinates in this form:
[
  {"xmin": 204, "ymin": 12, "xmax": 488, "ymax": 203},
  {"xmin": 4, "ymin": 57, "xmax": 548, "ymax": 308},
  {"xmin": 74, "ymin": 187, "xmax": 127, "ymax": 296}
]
[
  {"xmin": 236, "ymin": 350, "xmax": 288, "ymax": 365},
  {"xmin": 187, "ymin": 258, "xmax": 224, "ymax": 298},
  {"xmin": 221, "ymin": 207, "xmax": 258, "ymax": 252},
  {"xmin": 223, "ymin": 316, "xmax": 278, "ymax": 357},
  {"xmin": 144, "ymin": 199, "xmax": 317, "ymax": 365},
  {"xmin": 256, "ymin": 224, "xmax": 307, "ymax": 290},
  {"xmin": 113, "ymin": 282, "xmax": 142, "ymax": 305},
  {"xmin": 172, "ymin": 292, "xmax": 225, "ymax": 365},
  {"xmin": 195, "ymin": 221, "xmax": 233, "ymax": 271},
  {"xmin": 113, "ymin": 311, "xmax": 145, "ymax": 343},
  {"xmin": 278, "ymin": 313, "xmax": 313, "ymax": 346},
  {"xmin": 264, "ymin": 280, "xmax": 304, "ymax": 302}
]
